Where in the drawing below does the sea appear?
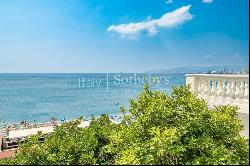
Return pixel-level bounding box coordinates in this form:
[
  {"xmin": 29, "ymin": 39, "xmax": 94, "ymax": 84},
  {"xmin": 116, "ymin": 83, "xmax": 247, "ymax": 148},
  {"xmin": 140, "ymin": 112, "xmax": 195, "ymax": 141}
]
[{"xmin": 0, "ymin": 73, "xmax": 185, "ymax": 125}]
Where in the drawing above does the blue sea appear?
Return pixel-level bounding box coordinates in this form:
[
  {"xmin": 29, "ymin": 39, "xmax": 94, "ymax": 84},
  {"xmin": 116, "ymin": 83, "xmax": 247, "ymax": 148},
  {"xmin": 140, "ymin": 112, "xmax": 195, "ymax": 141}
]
[{"xmin": 0, "ymin": 73, "xmax": 185, "ymax": 124}]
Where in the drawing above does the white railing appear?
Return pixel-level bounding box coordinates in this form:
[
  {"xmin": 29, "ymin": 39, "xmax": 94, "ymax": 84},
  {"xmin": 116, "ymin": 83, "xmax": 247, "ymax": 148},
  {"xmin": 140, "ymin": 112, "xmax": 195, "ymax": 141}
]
[{"xmin": 186, "ymin": 74, "xmax": 249, "ymax": 114}]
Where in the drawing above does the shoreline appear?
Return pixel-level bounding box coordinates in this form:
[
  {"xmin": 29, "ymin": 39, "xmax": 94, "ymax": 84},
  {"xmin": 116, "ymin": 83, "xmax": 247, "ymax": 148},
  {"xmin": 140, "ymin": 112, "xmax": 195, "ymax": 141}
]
[
  {"xmin": 0, "ymin": 113, "xmax": 125, "ymax": 153},
  {"xmin": 0, "ymin": 113, "xmax": 124, "ymax": 138}
]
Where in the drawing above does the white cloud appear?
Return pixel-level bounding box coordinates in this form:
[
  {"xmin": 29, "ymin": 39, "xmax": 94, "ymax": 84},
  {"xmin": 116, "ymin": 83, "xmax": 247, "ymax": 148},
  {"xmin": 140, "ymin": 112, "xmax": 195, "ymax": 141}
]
[
  {"xmin": 231, "ymin": 52, "xmax": 240, "ymax": 58},
  {"xmin": 205, "ymin": 54, "xmax": 213, "ymax": 59},
  {"xmin": 146, "ymin": 16, "xmax": 152, "ymax": 20},
  {"xmin": 107, "ymin": 5, "xmax": 193, "ymax": 39},
  {"xmin": 202, "ymin": 0, "xmax": 213, "ymax": 4},
  {"xmin": 165, "ymin": 0, "xmax": 173, "ymax": 4},
  {"xmin": 95, "ymin": 5, "xmax": 104, "ymax": 12}
]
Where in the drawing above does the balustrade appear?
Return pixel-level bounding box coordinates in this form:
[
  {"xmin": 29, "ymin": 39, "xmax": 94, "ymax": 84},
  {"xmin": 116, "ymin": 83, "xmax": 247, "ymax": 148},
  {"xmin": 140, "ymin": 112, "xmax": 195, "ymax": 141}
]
[{"xmin": 186, "ymin": 74, "xmax": 249, "ymax": 114}]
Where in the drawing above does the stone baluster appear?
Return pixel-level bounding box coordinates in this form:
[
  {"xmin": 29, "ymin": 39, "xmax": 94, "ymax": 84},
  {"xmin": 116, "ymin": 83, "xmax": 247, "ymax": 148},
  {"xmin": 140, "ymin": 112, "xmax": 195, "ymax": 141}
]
[
  {"xmin": 239, "ymin": 81, "xmax": 245, "ymax": 99},
  {"xmin": 230, "ymin": 80, "xmax": 236, "ymax": 99},
  {"xmin": 225, "ymin": 80, "xmax": 232, "ymax": 104},
  {"xmin": 203, "ymin": 79, "xmax": 209, "ymax": 98},
  {"xmin": 197, "ymin": 79, "xmax": 202, "ymax": 97},
  {"xmin": 235, "ymin": 81, "xmax": 241, "ymax": 100},
  {"xmin": 222, "ymin": 80, "xmax": 227, "ymax": 98},
  {"xmin": 210, "ymin": 79, "xmax": 217, "ymax": 102},
  {"xmin": 239, "ymin": 80, "xmax": 246, "ymax": 105},
  {"xmin": 240, "ymin": 81, "xmax": 249, "ymax": 113},
  {"xmin": 207, "ymin": 80, "xmax": 212, "ymax": 97},
  {"xmin": 200, "ymin": 79, "xmax": 205, "ymax": 96},
  {"xmin": 216, "ymin": 79, "xmax": 224, "ymax": 98},
  {"xmin": 243, "ymin": 81, "xmax": 249, "ymax": 100},
  {"xmin": 225, "ymin": 80, "xmax": 231, "ymax": 98}
]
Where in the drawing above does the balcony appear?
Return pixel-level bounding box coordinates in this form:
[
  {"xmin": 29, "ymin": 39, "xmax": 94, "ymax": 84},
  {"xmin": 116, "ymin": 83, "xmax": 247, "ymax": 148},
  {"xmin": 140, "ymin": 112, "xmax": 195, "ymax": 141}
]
[{"xmin": 186, "ymin": 74, "xmax": 249, "ymax": 114}]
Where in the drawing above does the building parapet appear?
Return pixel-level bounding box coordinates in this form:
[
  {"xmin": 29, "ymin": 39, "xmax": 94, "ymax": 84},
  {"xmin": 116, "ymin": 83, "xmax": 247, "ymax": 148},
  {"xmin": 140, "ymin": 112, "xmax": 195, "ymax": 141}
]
[{"xmin": 185, "ymin": 74, "xmax": 249, "ymax": 114}]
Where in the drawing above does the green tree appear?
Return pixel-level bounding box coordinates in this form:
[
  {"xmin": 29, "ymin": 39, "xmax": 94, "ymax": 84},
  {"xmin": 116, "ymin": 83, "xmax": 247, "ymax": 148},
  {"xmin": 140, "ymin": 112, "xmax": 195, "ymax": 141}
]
[
  {"xmin": 0, "ymin": 85, "xmax": 248, "ymax": 165},
  {"xmin": 107, "ymin": 85, "xmax": 249, "ymax": 165},
  {"xmin": 0, "ymin": 115, "xmax": 116, "ymax": 165}
]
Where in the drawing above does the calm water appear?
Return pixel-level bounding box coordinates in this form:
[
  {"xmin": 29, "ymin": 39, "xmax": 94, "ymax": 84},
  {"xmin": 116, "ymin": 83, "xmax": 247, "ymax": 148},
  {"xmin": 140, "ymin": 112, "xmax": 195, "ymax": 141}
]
[{"xmin": 0, "ymin": 73, "xmax": 185, "ymax": 124}]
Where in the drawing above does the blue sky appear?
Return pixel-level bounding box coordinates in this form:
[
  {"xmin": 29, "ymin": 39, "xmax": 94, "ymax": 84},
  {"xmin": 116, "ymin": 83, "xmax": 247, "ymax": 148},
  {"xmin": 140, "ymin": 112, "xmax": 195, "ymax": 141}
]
[{"xmin": 0, "ymin": 0, "xmax": 249, "ymax": 72}]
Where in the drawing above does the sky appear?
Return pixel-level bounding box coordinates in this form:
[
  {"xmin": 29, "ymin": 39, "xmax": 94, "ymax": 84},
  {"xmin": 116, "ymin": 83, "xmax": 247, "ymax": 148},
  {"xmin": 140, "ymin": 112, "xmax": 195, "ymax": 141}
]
[{"xmin": 0, "ymin": 0, "xmax": 249, "ymax": 73}]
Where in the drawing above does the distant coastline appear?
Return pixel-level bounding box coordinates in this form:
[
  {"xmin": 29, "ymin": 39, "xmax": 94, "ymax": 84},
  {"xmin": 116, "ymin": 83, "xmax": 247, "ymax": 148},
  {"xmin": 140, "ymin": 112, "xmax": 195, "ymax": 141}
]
[{"xmin": 145, "ymin": 65, "xmax": 249, "ymax": 74}]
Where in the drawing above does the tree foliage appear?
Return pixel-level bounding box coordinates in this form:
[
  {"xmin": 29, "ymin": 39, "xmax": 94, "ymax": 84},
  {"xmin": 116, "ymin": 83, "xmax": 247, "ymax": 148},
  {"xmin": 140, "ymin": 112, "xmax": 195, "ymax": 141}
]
[{"xmin": 0, "ymin": 85, "xmax": 249, "ymax": 165}]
